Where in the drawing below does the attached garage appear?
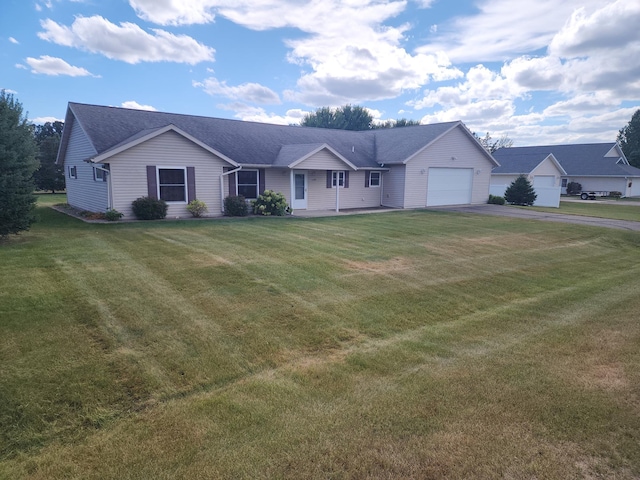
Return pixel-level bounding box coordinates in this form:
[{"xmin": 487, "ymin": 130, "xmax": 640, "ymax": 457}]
[{"xmin": 426, "ymin": 167, "xmax": 474, "ymax": 206}]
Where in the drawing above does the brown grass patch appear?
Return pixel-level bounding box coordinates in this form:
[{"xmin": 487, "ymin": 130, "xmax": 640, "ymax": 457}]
[{"xmin": 343, "ymin": 257, "xmax": 411, "ymax": 274}]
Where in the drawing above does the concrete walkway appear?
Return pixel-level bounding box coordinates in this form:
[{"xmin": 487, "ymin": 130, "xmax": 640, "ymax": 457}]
[
  {"xmin": 431, "ymin": 204, "xmax": 640, "ymax": 232},
  {"xmin": 292, "ymin": 204, "xmax": 640, "ymax": 231}
]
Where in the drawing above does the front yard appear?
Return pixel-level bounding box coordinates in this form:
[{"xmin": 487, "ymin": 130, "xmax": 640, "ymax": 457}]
[
  {"xmin": 1, "ymin": 196, "xmax": 639, "ymax": 479},
  {"xmin": 526, "ymin": 198, "xmax": 640, "ymax": 221}
]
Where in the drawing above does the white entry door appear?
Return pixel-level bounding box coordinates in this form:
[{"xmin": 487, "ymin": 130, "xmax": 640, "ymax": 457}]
[{"xmin": 291, "ymin": 171, "xmax": 307, "ymax": 209}]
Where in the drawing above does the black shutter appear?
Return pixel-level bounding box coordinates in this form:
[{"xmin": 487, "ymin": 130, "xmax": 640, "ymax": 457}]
[
  {"xmin": 326, "ymin": 171, "xmax": 332, "ymax": 188},
  {"xmin": 258, "ymin": 168, "xmax": 266, "ymax": 195},
  {"xmin": 344, "ymin": 171, "xmax": 349, "ymax": 188},
  {"xmin": 364, "ymin": 171, "xmax": 370, "ymax": 188},
  {"xmin": 146, "ymin": 166, "xmax": 157, "ymax": 199},
  {"xmin": 187, "ymin": 167, "xmax": 196, "ymax": 202}
]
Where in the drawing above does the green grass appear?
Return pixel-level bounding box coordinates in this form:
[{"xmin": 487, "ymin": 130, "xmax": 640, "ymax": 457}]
[
  {"xmin": 526, "ymin": 199, "xmax": 640, "ymax": 221},
  {"xmin": 1, "ymin": 197, "xmax": 640, "ymax": 479}
]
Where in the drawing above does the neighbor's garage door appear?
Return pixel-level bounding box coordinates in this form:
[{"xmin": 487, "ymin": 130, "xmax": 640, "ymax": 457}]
[{"xmin": 426, "ymin": 168, "xmax": 474, "ymax": 206}]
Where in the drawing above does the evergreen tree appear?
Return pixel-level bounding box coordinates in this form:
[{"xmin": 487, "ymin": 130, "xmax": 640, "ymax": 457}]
[
  {"xmin": 504, "ymin": 175, "xmax": 537, "ymax": 206},
  {"xmin": 0, "ymin": 91, "xmax": 38, "ymax": 237},
  {"xmin": 33, "ymin": 121, "xmax": 65, "ymax": 193},
  {"xmin": 617, "ymin": 109, "xmax": 640, "ymax": 168}
]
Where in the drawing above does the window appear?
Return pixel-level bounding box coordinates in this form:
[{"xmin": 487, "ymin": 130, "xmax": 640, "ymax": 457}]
[
  {"xmin": 94, "ymin": 165, "xmax": 108, "ymax": 182},
  {"xmin": 561, "ymin": 178, "xmax": 568, "ymax": 188},
  {"xmin": 237, "ymin": 170, "xmax": 259, "ymax": 199},
  {"xmin": 369, "ymin": 171, "xmax": 381, "ymax": 187},
  {"xmin": 68, "ymin": 166, "xmax": 77, "ymax": 179},
  {"xmin": 158, "ymin": 167, "xmax": 186, "ymax": 202},
  {"xmin": 332, "ymin": 171, "xmax": 345, "ymax": 187}
]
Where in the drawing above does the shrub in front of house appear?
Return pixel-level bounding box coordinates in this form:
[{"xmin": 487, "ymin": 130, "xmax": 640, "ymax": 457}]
[
  {"xmin": 252, "ymin": 190, "xmax": 290, "ymax": 216},
  {"xmin": 224, "ymin": 195, "xmax": 248, "ymax": 216},
  {"xmin": 488, "ymin": 194, "xmax": 505, "ymax": 205},
  {"xmin": 131, "ymin": 196, "xmax": 168, "ymax": 220},
  {"xmin": 186, "ymin": 199, "xmax": 208, "ymax": 218},
  {"xmin": 608, "ymin": 191, "xmax": 622, "ymax": 199},
  {"xmin": 504, "ymin": 175, "xmax": 537, "ymax": 206},
  {"xmin": 104, "ymin": 209, "xmax": 124, "ymax": 221},
  {"xmin": 566, "ymin": 181, "xmax": 582, "ymax": 195}
]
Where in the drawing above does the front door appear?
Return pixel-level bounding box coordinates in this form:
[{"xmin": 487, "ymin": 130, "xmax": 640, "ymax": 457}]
[{"xmin": 292, "ymin": 171, "xmax": 307, "ymax": 209}]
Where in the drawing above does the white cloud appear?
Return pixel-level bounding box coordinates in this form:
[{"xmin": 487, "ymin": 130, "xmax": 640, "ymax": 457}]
[
  {"xmin": 121, "ymin": 101, "xmax": 157, "ymax": 111},
  {"xmin": 38, "ymin": 16, "xmax": 215, "ymax": 64},
  {"xmin": 32, "ymin": 116, "xmax": 64, "ymax": 124},
  {"xmin": 416, "ymin": 0, "xmax": 607, "ymax": 63},
  {"xmin": 25, "ymin": 55, "xmax": 97, "ymax": 77},
  {"xmin": 128, "ymin": 1, "xmax": 461, "ymax": 106},
  {"xmin": 194, "ymin": 77, "xmax": 281, "ymax": 104},
  {"xmin": 9, "ymin": 37, "xmax": 19, "ymax": 44},
  {"xmin": 2, "ymin": 88, "xmax": 19, "ymax": 94},
  {"xmin": 218, "ymin": 103, "xmax": 309, "ymax": 125},
  {"xmin": 15, "ymin": 64, "xmax": 28, "ymax": 70},
  {"xmin": 129, "ymin": 0, "xmax": 216, "ymax": 26}
]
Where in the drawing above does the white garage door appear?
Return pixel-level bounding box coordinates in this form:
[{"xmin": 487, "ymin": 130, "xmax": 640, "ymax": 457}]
[
  {"xmin": 533, "ymin": 175, "xmax": 555, "ymax": 187},
  {"xmin": 630, "ymin": 178, "xmax": 640, "ymax": 197},
  {"xmin": 427, "ymin": 168, "xmax": 474, "ymax": 206}
]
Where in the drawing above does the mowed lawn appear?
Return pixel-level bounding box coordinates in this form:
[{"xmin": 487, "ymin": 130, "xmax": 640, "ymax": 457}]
[
  {"xmin": 527, "ymin": 199, "xmax": 640, "ymax": 222},
  {"xmin": 1, "ymin": 195, "xmax": 640, "ymax": 479}
]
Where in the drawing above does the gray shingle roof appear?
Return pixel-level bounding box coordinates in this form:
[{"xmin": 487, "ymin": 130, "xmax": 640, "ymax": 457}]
[
  {"xmin": 493, "ymin": 143, "xmax": 640, "ymax": 177},
  {"xmin": 491, "ymin": 151, "xmax": 558, "ymax": 174},
  {"xmin": 62, "ymin": 103, "xmax": 492, "ymax": 169}
]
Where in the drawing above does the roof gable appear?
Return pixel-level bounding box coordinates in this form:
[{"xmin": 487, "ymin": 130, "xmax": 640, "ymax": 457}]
[
  {"xmin": 492, "ymin": 151, "xmax": 566, "ymax": 175},
  {"xmin": 90, "ymin": 124, "xmax": 238, "ymax": 166},
  {"xmin": 274, "ymin": 143, "xmax": 357, "ymax": 169},
  {"xmin": 494, "ymin": 143, "xmax": 640, "ymax": 177}
]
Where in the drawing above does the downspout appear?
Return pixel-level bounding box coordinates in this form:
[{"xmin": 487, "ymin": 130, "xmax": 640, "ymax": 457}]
[{"xmin": 220, "ymin": 166, "xmax": 243, "ymax": 213}]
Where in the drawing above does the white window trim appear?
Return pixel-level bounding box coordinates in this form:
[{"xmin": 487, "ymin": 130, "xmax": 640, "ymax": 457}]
[
  {"xmin": 94, "ymin": 166, "xmax": 107, "ymax": 182},
  {"xmin": 68, "ymin": 165, "xmax": 77, "ymax": 179},
  {"xmin": 332, "ymin": 171, "xmax": 345, "ymax": 188},
  {"xmin": 156, "ymin": 166, "xmax": 187, "ymax": 204},
  {"xmin": 236, "ymin": 169, "xmax": 259, "ymax": 199},
  {"xmin": 369, "ymin": 171, "xmax": 381, "ymax": 187}
]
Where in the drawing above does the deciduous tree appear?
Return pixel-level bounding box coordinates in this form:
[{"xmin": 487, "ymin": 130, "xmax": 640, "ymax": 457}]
[
  {"xmin": 33, "ymin": 121, "xmax": 65, "ymax": 193},
  {"xmin": 617, "ymin": 109, "xmax": 640, "ymax": 168},
  {"xmin": 0, "ymin": 91, "xmax": 38, "ymax": 237},
  {"xmin": 474, "ymin": 132, "xmax": 513, "ymax": 153}
]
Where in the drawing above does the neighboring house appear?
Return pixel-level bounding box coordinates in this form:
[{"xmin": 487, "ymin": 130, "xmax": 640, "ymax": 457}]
[
  {"xmin": 493, "ymin": 143, "xmax": 640, "ymax": 198},
  {"xmin": 490, "ymin": 150, "xmax": 566, "ymax": 207},
  {"xmin": 57, "ymin": 102, "xmax": 498, "ymax": 218}
]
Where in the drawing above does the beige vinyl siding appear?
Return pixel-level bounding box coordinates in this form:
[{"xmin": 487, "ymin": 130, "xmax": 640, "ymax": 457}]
[
  {"xmin": 265, "ymin": 168, "xmax": 292, "ymax": 204},
  {"xmin": 296, "ymin": 150, "xmax": 351, "ymax": 170},
  {"xmin": 566, "ymin": 176, "xmax": 628, "ymax": 194},
  {"xmin": 107, "ymin": 130, "xmax": 229, "ymax": 218},
  {"xmin": 491, "ymin": 174, "xmax": 519, "ymax": 186},
  {"xmin": 404, "ymin": 126, "xmax": 494, "ymax": 208},
  {"xmin": 306, "ymin": 170, "xmax": 380, "ymax": 210},
  {"xmin": 381, "ymin": 165, "xmax": 406, "ymax": 207},
  {"xmin": 532, "ymin": 157, "xmax": 562, "ymax": 180},
  {"xmin": 63, "ymin": 119, "xmax": 107, "ymax": 212}
]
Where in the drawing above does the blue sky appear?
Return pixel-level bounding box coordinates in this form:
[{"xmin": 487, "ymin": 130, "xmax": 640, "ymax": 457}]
[{"xmin": 2, "ymin": 0, "xmax": 639, "ymax": 146}]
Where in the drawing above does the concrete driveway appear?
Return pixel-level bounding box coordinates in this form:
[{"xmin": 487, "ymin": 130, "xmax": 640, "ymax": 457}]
[{"xmin": 431, "ymin": 204, "xmax": 640, "ymax": 231}]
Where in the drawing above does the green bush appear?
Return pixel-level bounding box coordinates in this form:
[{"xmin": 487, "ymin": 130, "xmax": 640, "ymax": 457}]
[
  {"xmin": 504, "ymin": 175, "xmax": 537, "ymax": 206},
  {"xmin": 608, "ymin": 191, "xmax": 622, "ymax": 199},
  {"xmin": 224, "ymin": 195, "xmax": 248, "ymax": 216},
  {"xmin": 566, "ymin": 181, "xmax": 582, "ymax": 195},
  {"xmin": 131, "ymin": 196, "xmax": 168, "ymax": 220},
  {"xmin": 488, "ymin": 194, "xmax": 505, "ymax": 205},
  {"xmin": 104, "ymin": 209, "xmax": 124, "ymax": 221},
  {"xmin": 186, "ymin": 199, "xmax": 208, "ymax": 217},
  {"xmin": 252, "ymin": 190, "xmax": 290, "ymax": 216}
]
